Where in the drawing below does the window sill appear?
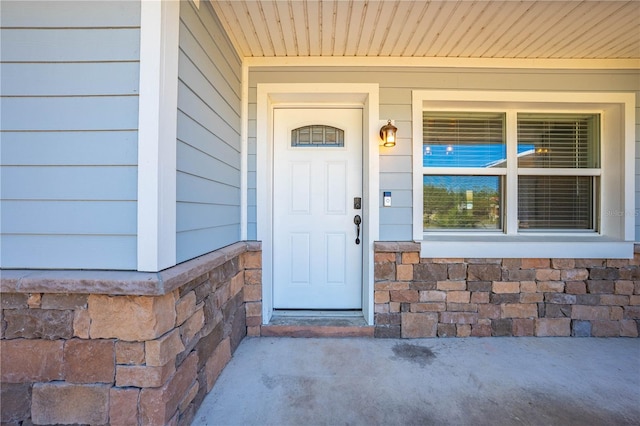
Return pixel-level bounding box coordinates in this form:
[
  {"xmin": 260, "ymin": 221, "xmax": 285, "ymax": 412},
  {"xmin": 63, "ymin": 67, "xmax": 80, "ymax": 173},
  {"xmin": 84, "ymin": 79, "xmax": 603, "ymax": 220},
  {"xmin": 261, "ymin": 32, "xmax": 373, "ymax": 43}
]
[{"xmin": 419, "ymin": 235, "xmax": 634, "ymax": 259}]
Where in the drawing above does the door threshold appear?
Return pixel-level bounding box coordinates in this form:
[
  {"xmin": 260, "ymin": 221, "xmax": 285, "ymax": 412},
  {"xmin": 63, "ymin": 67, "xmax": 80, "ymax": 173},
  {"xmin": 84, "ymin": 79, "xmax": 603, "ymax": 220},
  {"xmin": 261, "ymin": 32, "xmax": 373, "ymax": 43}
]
[
  {"xmin": 262, "ymin": 310, "xmax": 374, "ymax": 338},
  {"xmin": 272, "ymin": 310, "xmax": 364, "ymax": 318}
]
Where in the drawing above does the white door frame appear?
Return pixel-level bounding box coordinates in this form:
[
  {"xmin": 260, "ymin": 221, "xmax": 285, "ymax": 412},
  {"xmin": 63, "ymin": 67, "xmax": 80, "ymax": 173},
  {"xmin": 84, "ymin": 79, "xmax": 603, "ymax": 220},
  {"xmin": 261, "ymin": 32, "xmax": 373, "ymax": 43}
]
[{"xmin": 256, "ymin": 83, "xmax": 380, "ymax": 325}]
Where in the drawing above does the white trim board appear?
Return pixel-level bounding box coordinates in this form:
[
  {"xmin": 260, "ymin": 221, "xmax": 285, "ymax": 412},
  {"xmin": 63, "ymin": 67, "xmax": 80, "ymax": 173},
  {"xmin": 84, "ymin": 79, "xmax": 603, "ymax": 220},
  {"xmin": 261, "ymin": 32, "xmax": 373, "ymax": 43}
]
[
  {"xmin": 256, "ymin": 83, "xmax": 380, "ymax": 325},
  {"xmin": 245, "ymin": 56, "xmax": 640, "ymax": 70},
  {"xmin": 420, "ymin": 240, "xmax": 634, "ymax": 259},
  {"xmin": 137, "ymin": 0, "xmax": 180, "ymax": 272},
  {"xmin": 240, "ymin": 61, "xmax": 249, "ymax": 241}
]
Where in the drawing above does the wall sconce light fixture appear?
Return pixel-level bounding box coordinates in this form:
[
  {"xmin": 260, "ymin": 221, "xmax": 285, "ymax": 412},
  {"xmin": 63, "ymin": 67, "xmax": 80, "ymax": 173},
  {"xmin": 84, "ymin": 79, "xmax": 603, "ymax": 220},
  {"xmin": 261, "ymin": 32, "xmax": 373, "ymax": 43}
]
[{"xmin": 380, "ymin": 120, "xmax": 398, "ymax": 147}]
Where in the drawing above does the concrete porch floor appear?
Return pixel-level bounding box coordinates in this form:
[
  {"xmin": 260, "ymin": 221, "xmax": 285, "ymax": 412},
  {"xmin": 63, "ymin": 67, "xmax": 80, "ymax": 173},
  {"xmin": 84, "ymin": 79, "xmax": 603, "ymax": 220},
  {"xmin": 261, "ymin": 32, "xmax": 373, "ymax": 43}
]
[{"xmin": 193, "ymin": 337, "xmax": 640, "ymax": 426}]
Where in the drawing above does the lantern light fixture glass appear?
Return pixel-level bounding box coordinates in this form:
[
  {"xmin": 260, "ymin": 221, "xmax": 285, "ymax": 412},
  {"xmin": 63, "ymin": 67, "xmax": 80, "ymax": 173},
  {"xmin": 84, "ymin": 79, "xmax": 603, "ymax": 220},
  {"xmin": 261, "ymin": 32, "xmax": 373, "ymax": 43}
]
[{"xmin": 380, "ymin": 119, "xmax": 398, "ymax": 147}]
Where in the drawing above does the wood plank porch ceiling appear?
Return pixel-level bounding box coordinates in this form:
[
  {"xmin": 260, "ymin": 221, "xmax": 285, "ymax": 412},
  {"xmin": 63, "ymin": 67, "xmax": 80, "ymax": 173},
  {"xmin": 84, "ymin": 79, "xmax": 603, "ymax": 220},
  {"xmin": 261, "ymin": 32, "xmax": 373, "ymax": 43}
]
[{"xmin": 210, "ymin": 0, "xmax": 640, "ymax": 59}]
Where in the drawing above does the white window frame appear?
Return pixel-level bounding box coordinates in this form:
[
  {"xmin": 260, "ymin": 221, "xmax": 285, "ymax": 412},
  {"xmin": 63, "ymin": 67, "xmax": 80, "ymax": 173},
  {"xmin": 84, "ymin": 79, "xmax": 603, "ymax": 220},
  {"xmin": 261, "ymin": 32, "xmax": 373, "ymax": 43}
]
[{"xmin": 412, "ymin": 90, "xmax": 636, "ymax": 259}]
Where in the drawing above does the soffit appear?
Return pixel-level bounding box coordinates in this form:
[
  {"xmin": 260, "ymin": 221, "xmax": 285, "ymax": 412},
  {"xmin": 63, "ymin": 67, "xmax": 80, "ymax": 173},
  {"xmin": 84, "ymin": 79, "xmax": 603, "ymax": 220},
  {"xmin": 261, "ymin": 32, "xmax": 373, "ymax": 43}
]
[{"xmin": 210, "ymin": 0, "xmax": 640, "ymax": 60}]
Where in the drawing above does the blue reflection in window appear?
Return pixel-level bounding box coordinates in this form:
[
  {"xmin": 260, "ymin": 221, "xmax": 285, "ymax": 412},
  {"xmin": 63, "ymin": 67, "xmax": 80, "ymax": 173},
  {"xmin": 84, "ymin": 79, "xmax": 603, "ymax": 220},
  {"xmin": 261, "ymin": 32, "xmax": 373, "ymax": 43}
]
[{"xmin": 423, "ymin": 144, "xmax": 534, "ymax": 168}]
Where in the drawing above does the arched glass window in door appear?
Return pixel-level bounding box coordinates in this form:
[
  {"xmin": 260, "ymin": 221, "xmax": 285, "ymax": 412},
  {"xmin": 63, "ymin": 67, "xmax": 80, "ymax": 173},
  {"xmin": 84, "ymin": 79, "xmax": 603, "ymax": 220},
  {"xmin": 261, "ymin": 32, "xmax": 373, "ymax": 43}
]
[{"xmin": 291, "ymin": 125, "xmax": 344, "ymax": 147}]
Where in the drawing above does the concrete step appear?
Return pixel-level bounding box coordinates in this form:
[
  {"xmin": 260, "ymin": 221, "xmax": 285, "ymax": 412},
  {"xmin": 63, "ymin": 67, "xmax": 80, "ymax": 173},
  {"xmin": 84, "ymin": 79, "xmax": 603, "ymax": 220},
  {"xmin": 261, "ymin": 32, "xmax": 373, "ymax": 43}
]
[{"xmin": 261, "ymin": 312, "xmax": 374, "ymax": 338}]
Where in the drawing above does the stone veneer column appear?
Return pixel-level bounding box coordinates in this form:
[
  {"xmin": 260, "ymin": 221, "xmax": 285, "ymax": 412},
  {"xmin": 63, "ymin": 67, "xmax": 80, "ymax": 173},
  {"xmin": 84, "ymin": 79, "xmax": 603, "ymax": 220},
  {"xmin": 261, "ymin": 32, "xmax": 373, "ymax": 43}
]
[
  {"xmin": 373, "ymin": 242, "xmax": 640, "ymax": 339},
  {"xmin": 0, "ymin": 241, "xmax": 262, "ymax": 425}
]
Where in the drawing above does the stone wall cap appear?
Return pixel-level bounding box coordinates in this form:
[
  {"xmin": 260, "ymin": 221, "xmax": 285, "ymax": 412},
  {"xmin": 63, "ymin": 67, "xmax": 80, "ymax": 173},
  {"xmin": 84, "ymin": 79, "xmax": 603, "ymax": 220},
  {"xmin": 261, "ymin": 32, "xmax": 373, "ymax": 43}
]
[
  {"xmin": 160, "ymin": 242, "xmax": 249, "ymax": 292},
  {"xmin": 1, "ymin": 270, "xmax": 160, "ymax": 295},
  {"xmin": 374, "ymin": 241, "xmax": 420, "ymax": 252},
  {"xmin": 246, "ymin": 241, "xmax": 262, "ymax": 251},
  {"xmin": 397, "ymin": 242, "xmax": 421, "ymax": 252},
  {"xmin": 1, "ymin": 241, "xmax": 261, "ymax": 296},
  {"xmin": 374, "ymin": 242, "xmax": 399, "ymax": 252},
  {"xmin": 1, "ymin": 270, "xmax": 21, "ymax": 291}
]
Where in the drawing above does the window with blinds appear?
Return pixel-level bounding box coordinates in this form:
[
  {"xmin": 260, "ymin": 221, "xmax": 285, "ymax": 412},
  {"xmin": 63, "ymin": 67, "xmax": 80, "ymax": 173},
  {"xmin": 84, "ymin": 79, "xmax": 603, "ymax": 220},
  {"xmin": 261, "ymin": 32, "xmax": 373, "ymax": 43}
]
[
  {"xmin": 518, "ymin": 176, "xmax": 595, "ymax": 230},
  {"xmin": 422, "ymin": 110, "xmax": 601, "ymax": 233},
  {"xmin": 517, "ymin": 113, "xmax": 600, "ymax": 231},
  {"xmin": 422, "ymin": 112, "xmax": 505, "ymax": 230},
  {"xmin": 423, "ymin": 112, "xmax": 506, "ymax": 168},
  {"xmin": 517, "ymin": 113, "xmax": 600, "ymax": 168},
  {"xmin": 424, "ymin": 175, "xmax": 502, "ymax": 230}
]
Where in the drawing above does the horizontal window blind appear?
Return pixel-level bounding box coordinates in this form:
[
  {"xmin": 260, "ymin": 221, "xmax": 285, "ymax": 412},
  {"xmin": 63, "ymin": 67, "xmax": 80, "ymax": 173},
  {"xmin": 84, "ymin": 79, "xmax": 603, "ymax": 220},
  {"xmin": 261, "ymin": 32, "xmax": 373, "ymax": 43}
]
[
  {"xmin": 518, "ymin": 176, "xmax": 595, "ymax": 230},
  {"xmin": 517, "ymin": 113, "xmax": 600, "ymax": 168},
  {"xmin": 422, "ymin": 110, "xmax": 601, "ymax": 234},
  {"xmin": 424, "ymin": 175, "xmax": 502, "ymax": 230},
  {"xmin": 423, "ymin": 112, "xmax": 505, "ymax": 168}
]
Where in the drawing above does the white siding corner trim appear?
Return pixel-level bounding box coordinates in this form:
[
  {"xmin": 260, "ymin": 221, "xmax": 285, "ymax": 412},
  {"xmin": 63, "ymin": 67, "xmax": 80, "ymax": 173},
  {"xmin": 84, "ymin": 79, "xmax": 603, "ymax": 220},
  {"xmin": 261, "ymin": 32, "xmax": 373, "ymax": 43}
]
[
  {"xmin": 240, "ymin": 62, "xmax": 249, "ymax": 241},
  {"xmin": 137, "ymin": 0, "xmax": 180, "ymax": 272},
  {"xmin": 412, "ymin": 90, "xmax": 636, "ymax": 259}
]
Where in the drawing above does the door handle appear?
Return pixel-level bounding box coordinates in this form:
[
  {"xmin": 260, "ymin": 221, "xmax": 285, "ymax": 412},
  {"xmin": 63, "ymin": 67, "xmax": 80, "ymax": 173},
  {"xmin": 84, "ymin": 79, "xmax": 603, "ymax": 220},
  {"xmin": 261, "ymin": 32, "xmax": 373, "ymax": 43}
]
[{"xmin": 354, "ymin": 215, "xmax": 361, "ymax": 245}]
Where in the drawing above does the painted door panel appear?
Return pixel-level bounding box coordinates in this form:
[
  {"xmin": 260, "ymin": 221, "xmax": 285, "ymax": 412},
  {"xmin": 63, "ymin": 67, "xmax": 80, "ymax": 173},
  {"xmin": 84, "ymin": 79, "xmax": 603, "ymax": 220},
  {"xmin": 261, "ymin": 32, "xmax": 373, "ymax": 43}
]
[{"xmin": 273, "ymin": 108, "xmax": 363, "ymax": 309}]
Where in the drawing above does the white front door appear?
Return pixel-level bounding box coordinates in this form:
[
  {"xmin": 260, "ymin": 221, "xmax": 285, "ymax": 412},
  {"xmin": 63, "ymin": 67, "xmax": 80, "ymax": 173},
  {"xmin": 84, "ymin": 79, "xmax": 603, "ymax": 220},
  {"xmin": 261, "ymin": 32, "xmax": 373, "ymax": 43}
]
[{"xmin": 273, "ymin": 108, "xmax": 363, "ymax": 309}]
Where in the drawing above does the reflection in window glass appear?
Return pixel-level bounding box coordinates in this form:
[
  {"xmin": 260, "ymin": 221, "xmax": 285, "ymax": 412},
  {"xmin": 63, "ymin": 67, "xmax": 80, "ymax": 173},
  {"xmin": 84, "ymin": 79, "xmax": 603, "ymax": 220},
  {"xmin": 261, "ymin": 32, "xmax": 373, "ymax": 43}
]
[
  {"xmin": 291, "ymin": 125, "xmax": 344, "ymax": 147},
  {"xmin": 423, "ymin": 175, "xmax": 502, "ymax": 230},
  {"xmin": 423, "ymin": 112, "xmax": 506, "ymax": 168}
]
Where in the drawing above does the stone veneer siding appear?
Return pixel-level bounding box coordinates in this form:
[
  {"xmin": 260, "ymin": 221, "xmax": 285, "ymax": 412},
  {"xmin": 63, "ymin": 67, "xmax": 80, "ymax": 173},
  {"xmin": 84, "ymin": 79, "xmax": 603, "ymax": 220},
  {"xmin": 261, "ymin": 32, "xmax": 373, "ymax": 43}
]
[
  {"xmin": 0, "ymin": 242, "xmax": 262, "ymax": 426},
  {"xmin": 374, "ymin": 242, "xmax": 640, "ymax": 339}
]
